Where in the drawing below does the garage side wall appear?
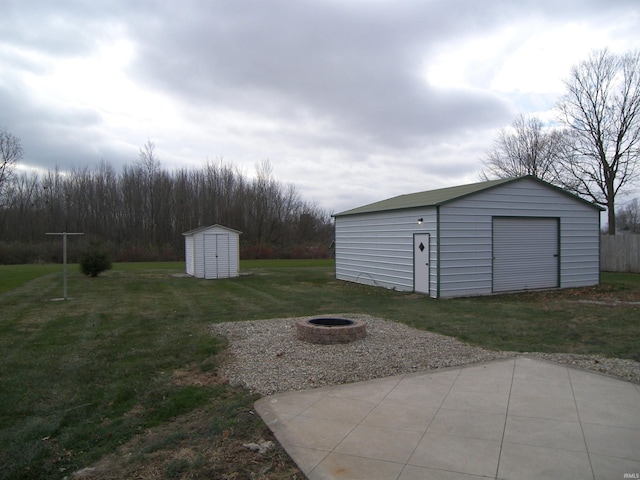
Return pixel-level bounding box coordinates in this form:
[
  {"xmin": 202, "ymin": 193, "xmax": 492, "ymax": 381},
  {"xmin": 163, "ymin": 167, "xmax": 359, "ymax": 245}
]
[
  {"xmin": 335, "ymin": 208, "xmax": 437, "ymax": 296},
  {"xmin": 438, "ymin": 179, "xmax": 600, "ymax": 298}
]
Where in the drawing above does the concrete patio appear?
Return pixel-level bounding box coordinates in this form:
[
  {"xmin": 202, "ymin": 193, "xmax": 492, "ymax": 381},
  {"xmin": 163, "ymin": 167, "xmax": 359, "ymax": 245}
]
[{"xmin": 255, "ymin": 357, "xmax": 640, "ymax": 480}]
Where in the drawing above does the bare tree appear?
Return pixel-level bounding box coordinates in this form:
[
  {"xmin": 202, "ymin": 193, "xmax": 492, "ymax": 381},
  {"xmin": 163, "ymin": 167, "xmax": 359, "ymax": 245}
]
[
  {"xmin": 480, "ymin": 115, "xmax": 565, "ymax": 183},
  {"xmin": 137, "ymin": 140, "xmax": 161, "ymax": 244},
  {"xmin": 250, "ymin": 159, "xmax": 279, "ymax": 245},
  {"xmin": 138, "ymin": 140, "xmax": 161, "ymax": 179},
  {"xmin": 616, "ymin": 198, "xmax": 640, "ymax": 233},
  {"xmin": 0, "ymin": 127, "xmax": 23, "ymax": 206},
  {"xmin": 556, "ymin": 49, "xmax": 640, "ymax": 235}
]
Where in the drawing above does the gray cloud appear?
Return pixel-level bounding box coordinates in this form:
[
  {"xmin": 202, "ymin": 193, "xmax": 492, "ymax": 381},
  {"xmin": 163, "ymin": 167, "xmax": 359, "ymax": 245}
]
[{"xmin": 127, "ymin": 1, "xmax": 516, "ymax": 147}]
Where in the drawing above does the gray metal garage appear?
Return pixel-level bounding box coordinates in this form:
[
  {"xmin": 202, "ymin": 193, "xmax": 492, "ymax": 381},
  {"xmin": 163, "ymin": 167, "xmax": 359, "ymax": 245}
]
[
  {"xmin": 183, "ymin": 224, "xmax": 241, "ymax": 279},
  {"xmin": 333, "ymin": 176, "xmax": 603, "ymax": 298}
]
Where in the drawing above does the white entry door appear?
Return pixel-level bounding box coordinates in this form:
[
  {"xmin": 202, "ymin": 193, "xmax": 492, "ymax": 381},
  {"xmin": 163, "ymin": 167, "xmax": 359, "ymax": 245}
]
[{"xmin": 414, "ymin": 233, "xmax": 430, "ymax": 294}]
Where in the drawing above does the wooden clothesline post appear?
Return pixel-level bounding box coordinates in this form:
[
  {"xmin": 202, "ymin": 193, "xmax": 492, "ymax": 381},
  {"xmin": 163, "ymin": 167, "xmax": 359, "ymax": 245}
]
[{"xmin": 45, "ymin": 232, "xmax": 84, "ymax": 300}]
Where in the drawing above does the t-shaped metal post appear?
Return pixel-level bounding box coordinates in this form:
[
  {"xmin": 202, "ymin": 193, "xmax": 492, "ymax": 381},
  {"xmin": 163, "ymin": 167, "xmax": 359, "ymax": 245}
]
[{"xmin": 45, "ymin": 232, "xmax": 84, "ymax": 300}]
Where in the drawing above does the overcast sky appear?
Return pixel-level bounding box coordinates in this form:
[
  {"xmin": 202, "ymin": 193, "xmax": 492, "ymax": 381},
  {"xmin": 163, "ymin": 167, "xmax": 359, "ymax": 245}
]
[{"xmin": 2, "ymin": 0, "xmax": 639, "ymax": 214}]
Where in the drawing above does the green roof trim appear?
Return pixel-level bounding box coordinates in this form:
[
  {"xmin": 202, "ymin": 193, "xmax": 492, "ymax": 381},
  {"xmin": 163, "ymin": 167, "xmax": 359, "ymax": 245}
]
[{"xmin": 333, "ymin": 176, "xmax": 604, "ymax": 217}]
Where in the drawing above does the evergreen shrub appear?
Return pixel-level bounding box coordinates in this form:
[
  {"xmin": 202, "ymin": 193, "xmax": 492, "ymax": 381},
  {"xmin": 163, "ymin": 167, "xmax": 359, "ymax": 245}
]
[{"xmin": 79, "ymin": 243, "xmax": 112, "ymax": 277}]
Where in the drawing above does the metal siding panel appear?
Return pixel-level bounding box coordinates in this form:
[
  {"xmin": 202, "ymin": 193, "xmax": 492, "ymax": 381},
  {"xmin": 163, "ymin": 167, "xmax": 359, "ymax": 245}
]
[
  {"xmin": 335, "ymin": 209, "xmax": 437, "ymax": 291},
  {"xmin": 194, "ymin": 234, "xmax": 205, "ymax": 278},
  {"xmin": 203, "ymin": 234, "xmax": 217, "ymax": 279},
  {"xmin": 493, "ymin": 217, "xmax": 559, "ymax": 292},
  {"xmin": 229, "ymin": 233, "xmax": 239, "ymax": 277},
  {"xmin": 559, "ymin": 213, "xmax": 600, "ymax": 287},
  {"xmin": 184, "ymin": 236, "xmax": 194, "ymax": 276},
  {"xmin": 217, "ymin": 235, "xmax": 230, "ymax": 278},
  {"xmin": 437, "ymin": 211, "xmax": 493, "ymax": 298}
]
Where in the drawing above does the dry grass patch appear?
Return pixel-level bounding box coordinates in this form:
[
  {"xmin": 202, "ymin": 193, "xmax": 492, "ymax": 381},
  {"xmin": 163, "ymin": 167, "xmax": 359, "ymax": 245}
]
[
  {"xmin": 69, "ymin": 383, "xmax": 302, "ymax": 480},
  {"xmin": 171, "ymin": 369, "xmax": 228, "ymax": 387}
]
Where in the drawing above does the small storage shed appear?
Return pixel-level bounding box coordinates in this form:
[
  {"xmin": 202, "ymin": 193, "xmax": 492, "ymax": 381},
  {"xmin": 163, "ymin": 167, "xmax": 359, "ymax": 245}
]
[
  {"xmin": 333, "ymin": 176, "xmax": 603, "ymax": 298},
  {"xmin": 182, "ymin": 224, "xmax": 241, "ymax": 279}
]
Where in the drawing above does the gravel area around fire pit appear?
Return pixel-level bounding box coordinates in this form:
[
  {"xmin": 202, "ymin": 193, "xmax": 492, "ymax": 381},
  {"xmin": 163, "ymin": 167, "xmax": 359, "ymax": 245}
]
[{"xmin": 210, "ymin": 314, "xmax": 640, "ymax": 395}]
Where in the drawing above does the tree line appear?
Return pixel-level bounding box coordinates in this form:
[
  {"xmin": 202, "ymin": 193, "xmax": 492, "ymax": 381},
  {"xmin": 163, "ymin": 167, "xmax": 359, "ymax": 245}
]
[{"xmin": 0, "ymin": 144, "xmax": 334, "ymax": 264}]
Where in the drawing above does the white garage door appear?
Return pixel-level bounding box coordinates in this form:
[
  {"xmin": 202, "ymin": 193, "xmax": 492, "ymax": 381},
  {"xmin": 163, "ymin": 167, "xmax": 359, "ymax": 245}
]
[{"xmin": 493, "ymin": 217, "xmax": 559, "ymax": 293}]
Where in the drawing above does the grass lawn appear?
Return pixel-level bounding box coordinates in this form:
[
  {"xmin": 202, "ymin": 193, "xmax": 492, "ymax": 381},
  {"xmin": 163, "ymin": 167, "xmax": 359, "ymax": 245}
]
[
  {"xmin": 0, "ymin": 260, "xmax": 638, "ymax": 479},
  {"xmin": 0, "ymin": 264, "xmax": 63, "ymax": 294}
]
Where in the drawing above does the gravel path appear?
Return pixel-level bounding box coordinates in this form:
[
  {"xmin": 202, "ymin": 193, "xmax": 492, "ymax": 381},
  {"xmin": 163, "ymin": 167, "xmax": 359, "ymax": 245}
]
[{"xmin": 210, "ymin": 314, "xmax": 640, "ymax": 395}]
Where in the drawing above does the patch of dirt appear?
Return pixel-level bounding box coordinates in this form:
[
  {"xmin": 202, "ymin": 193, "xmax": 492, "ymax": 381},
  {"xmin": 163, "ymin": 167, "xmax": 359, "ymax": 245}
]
[
  {"xmin": 574, "ymin": 300, "xmax": 640, "ymax": 306},
  {"xmin": 171, "ymin": 369, "xmax": 227, "ymax": 387},
  {"xmin": 124, "ymin": 404, "xmax": 145, "ymax": 417},
  {"xmin": 397, "ymin": 293, "xmax": 423, "ymax": 300},
  {"xmin": 68, "ymin": 381, "xmax": 304, "ymax": 480},
  {"xmin": 521, "ymin": 283, "xmax": 640, "ymax": 304}
]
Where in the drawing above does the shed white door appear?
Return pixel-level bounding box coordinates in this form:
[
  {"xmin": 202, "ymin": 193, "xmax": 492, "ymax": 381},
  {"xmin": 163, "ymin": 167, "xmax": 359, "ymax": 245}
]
[
  {"xmin": 204, "ymin": 234, "xmax": 230, "ymax": 279},
  {"xmin": 414, "ymin": 234, "xmax": 430, "ymax": 294},
  {"xmin": 493, "ymin": 217, "xmax": 559, "ymax": 292},
  {"xmin": 216, "ymin": 235, "xmax": 230, "ymax": 278}
]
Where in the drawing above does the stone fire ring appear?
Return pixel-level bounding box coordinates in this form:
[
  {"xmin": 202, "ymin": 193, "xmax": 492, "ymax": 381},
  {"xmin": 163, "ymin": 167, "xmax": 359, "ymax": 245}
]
[{"xmin": 295, "ymin": 317, "xmax": 367, "ymax": 344}]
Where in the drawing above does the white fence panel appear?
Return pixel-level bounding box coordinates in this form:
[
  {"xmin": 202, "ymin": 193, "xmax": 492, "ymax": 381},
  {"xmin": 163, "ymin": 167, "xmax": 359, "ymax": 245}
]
[{"xmin": 601, "ymin": 235, "xmax": 640, "ymax": 273}]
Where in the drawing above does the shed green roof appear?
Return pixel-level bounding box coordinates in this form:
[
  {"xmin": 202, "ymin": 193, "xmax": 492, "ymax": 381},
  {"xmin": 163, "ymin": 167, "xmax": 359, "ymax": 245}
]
[{"xmin": 333, "ymin": 176, "xmax": 603, "ymax": 217}]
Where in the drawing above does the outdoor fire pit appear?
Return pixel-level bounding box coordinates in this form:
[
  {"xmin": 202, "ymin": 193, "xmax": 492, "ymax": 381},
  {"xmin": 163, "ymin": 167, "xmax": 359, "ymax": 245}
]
[{"xmin": 295, "ymin": 317, "xmax": 366, "ymax": 344}]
